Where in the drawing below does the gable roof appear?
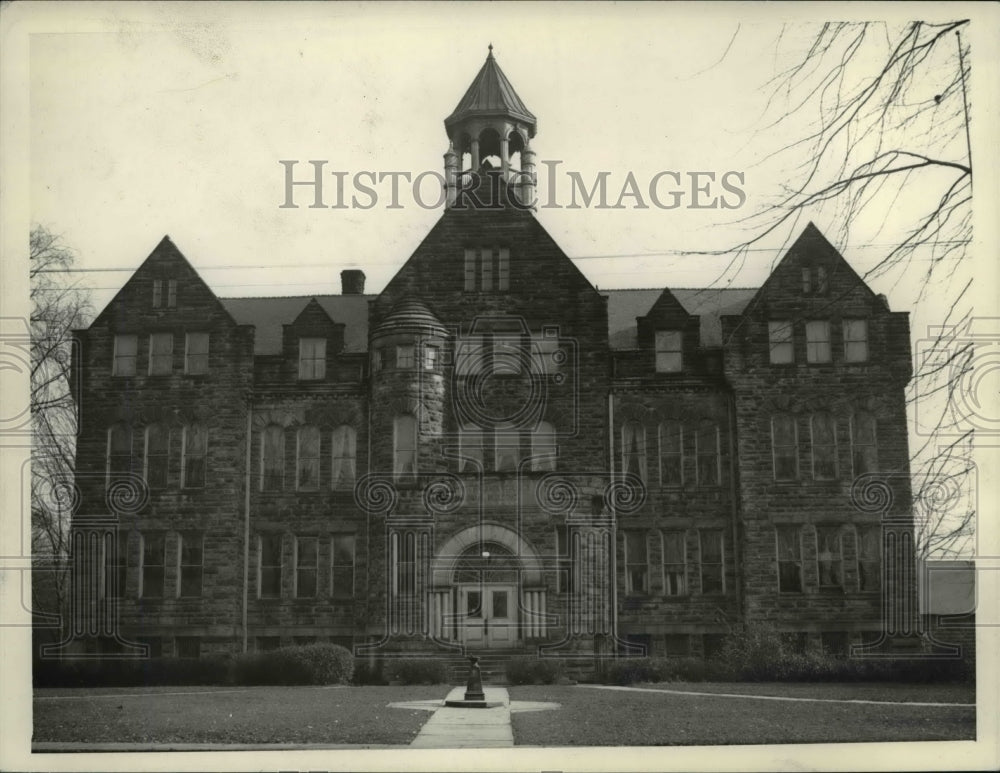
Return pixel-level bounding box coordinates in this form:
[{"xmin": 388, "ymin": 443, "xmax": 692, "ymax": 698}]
[
  {"xmin": 219, "ymin": 295, "xmax": 372, "ymax": 355},
  {"xmin": 445, "ymin": 48, "xmax": 537, "ymax": 135},
  {"xmin": 605, "ymin": 287, "xmax": 757, "ymax": 349}
]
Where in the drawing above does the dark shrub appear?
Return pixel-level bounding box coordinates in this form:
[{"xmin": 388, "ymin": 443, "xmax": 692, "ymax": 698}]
[
  {"xmin": 505, "ymin": 656, "xmax": 565, "ymax": 685},
  {"xmin": 383, "ymin": 658, "xmax": 448, "ymax": 685},
  {"xmin": 33, "ymin": 655, "xmax": 232, "ymax": 687},
  {"xmin": 352, "ymin": 659, "xmax": 388, "ymax": 685},
  {"xmin": 232, "ymin": 643, "xmax": 353, "ymax": 685}
]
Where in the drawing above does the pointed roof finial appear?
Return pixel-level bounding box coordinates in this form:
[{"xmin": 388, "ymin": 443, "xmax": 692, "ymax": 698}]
[{"xmin": 488, "ymin": 43, "xmax": 493, "ymax": 57}]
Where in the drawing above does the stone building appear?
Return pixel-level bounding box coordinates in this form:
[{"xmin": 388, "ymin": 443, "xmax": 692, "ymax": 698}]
[{"xmin": 62, "ymin": 48, "xmax": 915, "ymax": 664}]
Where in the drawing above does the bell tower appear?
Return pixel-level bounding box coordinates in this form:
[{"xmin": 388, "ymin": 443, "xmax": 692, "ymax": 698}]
[{"xmin": 443, "ymin": 45, "xmax": 537, "ymax": 207}]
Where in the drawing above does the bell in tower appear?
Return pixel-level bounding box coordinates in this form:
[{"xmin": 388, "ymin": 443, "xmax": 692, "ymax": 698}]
[{"xmin": 443, "ymin": 45, "xmax": 537, "ymax": 208}]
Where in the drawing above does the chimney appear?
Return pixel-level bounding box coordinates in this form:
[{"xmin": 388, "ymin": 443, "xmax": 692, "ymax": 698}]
[{"xmin": 341, "ymin": 270, "xmax": 366, "ymax": 295}]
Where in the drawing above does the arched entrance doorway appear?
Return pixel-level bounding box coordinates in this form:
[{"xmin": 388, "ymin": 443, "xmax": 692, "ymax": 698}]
[{"xmin": 430, "ymin": 524, "xmax": 548, "ymax": 650}]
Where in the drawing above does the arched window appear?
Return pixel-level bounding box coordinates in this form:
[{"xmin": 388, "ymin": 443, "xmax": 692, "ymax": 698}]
[
  {"xmin": 659, "ymin": 422, "xmax": 683, "ymax": 487},
  {"xmin": 771, "ymin": 415, "xmax": 798, "ymax": 481},
  {"xmin": 622, "ymin": 421, "xmax": 646, "ymax": 481},
  {"xmin": 296, "ymin": 425, "xmax": 320, "ymax": 490},
  {"xmin": 810, "ymin": 413, "xmax": 838, "ymax": 480},
  {"xmin": 261, "ymin": 425, "xmax": 285, "ymax": 491},
  {"xmin": 181, "ymin": 424, "xmax": 207, "ymax": 489},
  {"xmin": 851, "ymin": 412, "xmax": 878, "ymax": 476},
  {"xmin": 531, "ymin": 421, "xmax": 556, "ymax": 471},
  {"xmin": 144, "ymin": 424, "xmax": 170, "ymax": 489},
  {"xmin": 695, "ymin": 421, "xmax": 720, "ymax": 486},
  {"xmin": 106, "ymin": 424, "xmax": 134, "ymax": 487},
  {"xmin": 331, "ymin": 425, "xmax": 357, "ymax": 489},
  {"xmin": 393, "ymin": 415, "xmax": 417, "ymax": 480}
]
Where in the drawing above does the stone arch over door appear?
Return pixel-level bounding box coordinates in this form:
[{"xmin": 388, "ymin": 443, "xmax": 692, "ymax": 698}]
[{"xmin": 432, "ymin": 523, "xmax": 543, "ymax": 587}]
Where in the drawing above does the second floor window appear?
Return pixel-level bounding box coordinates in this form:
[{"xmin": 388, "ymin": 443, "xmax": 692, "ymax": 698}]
[
  {"xmin": 843, "ymin": 319, "xmax": 869, "ymax": 362},
  {"xmin": 699, "ymin": 529, "xmax": 724, "ymax": 594},
  {"xmin": 816, "ymin": 526, "xmax": 843, "ymax": 589},
  {"xmin": 295, "ymin": 536, "xmax": 318, "ymax": 598},
  {"xmin": 331, "ymin": 425, "xmax": 357, "ymax": 489},
  {"xmin": 394, "ymin": 415, "xmax": 417, "ymax": 479},
  {"xmin": 695, "ymin": 421, "xmax": 720, "ymax": 486},
  {"xmin": 622, "ymin": 421, "xmax": 646, "ymax": 481},
  {"xmin": 113, "ymin": 334, "xmax": 138, "ymax": 376},
  {"xmin": 771, "ymin": 414, "xmax": 798, "ymax": 481},
  {"xmin": 107, "ymin": 424, "xmax": 134, "ymax": 486},
  {"xmin": 261, "ymin": 425, "xmax": 285, "ymax": 491},
  {"xmin": 851, "ymin": 412, "xmax": 878, "ymax": 476},
  {"xmin": 259, "ymin": 534, "xmax": 282, "ymax": 598},
  {"xmin": 331, "ymin": 534, "xmax": 356, "ymax": 598},
  {"xmin": 810, "ymin": 413, "xmax": 838, "ymax": 480},
  {"xmin": 141, "ymin": 532, "xmax": 165, "ymax": 598},
  {"xmin": 654, "ymin": 330, "xmax": 682, "ymax": 372},
  {"xmin": 185, "ymin": 332, "xmax": 209, "ymax": 375},
  {"xmin": 298, "ymin": 338, "xmax": 326, "ymax": 380},
  {"xmin": 297, "ymin": 426, "xmax": 320, "ymax": 490},
  {"xmin": 181, "ymin": 424, "xmax": 207, "ymax": 488},
  {"xmin": 805, "ymin": 320, "xmax": 831, "ymax": 363},
  {"xmin": 658, "ymin": 422, "xmax": 683, "ymax": 487},
  {"xmin": 148, "ymin": 332, "xmax": 173, "ymax": 375},
  {"xmin": 663, "ymin": 530, "xmax": 686, "ymax": 596},
  {"xmin": 144, "ymin": 424, "xmax": 170, "ymax": 489},
  {"xmin": 768, "ymin": 321, "xmax": 793, "ymax": 364}
]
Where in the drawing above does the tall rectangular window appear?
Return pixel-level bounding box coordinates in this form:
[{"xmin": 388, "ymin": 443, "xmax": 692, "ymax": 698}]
[
  {"xmin": 423, "ymin": 344, "xmax": 438, "ymax": 371},
  {"xmin": 699, "ymin": 529, "xmax": 724, "ymax": 594},
  {"xmin": 167, "ymin": 279, "xmax": 177, "ymax": 307},
  {"xmin": 776, "ymin": 525, "xmax": 803, "ymax": 592},
  {"xmin": 298, "ymin": 338, "xmax": 326, "ymax": 380},
  {"xmin": 148, "ymin": 332, "xmax": 173, "ymax": 375},
  {"xmin": 459, "ymin": 424, "xmax": 484, "ymax": 472},
  {"xmin": 816, "ymin": 266, "xmax": 829, "ymax": 294},
  {"xmin": 810, "ymin": 413, "xmax": 838, "ymax": 480},
  {"xmin": 771, "ymin": 414, "xmax": 798, "ymax": 481},
  {"xmin": 295, "ymin": 536, "xmax": 318, "ymax": 598},
  {"xmin": 331, "ymin": 535, "xmax": 356, "ymax": 598},
  {"xmin": 113, "ymin": 334, "xmax": 138, "ymax": 376},
  {"xmin": 801, "ymin": 267, "xmax": 812, "ymax": 294},
  {"xmin": 695, "ymin": 422, "xmax": 720, "ymax": 486},
  {"xmin": 185, "ymin": 332, "xmax": 209, "ymax": 375},
  {"xmin": 843, "ymin": 319, "xmax": 869, "ymax": 362},
  {"xmin": 498, "ymin": 247, "xmax": 510, "ymax": 290},
  {"xmin": 622, "ymin": 422, "xmax": 646, "ymax": 481},
  {"xmin": 393, "ymin": 415, "xmax": 417, "ymax": 480},
  {"xmin": 144, "ymin": 424, "xmax": 170, "ymax": 490},
  {"xmin": 768, "ymin": 321, "xmax": 793, "ymax": 364},
  {"xmin": 805, "ymin": 320, "xmax": 832, "ymax": 363},
  {"xmin": 181, "ymin": 424, "xmax": 207, "ymax": 489},
  {"xmin": 494, "ymin": 428, "xmax": 520, "ymax": 472},
  {"xmin": 331, "ymin": 425, "xmax": 357, "ymax": 489},
  {"xmin": 663, "ymin": 531, "xmax": 686, "ymax": 596},
  {"xmin": 654, "ymin": 330, "xmax": 683, "ymax": 372},
  {"xmin": 625, "ymin": 530, "xmax": 648, "ymax": 594},
  {"xmin": 141, "ymin": 532, "xmax": 165, "ymax": 598},
  {"xmin": 816, "ymin": 526, "xmax": 843, "ymax": 589},
  {"xmin": 856, "ymin": 525, "xmax": 881, "ymax": 592},
  {"xmin": 152, "ymin": 279, "xmax": 162, "ymax": 307},
  {"xmin": 259, "ymin": 534, "xmax": 282, "ymax": 598},
  {"xmin": 296, "ymin": 426, "xmax": 320, "ymax": 490},
  {"xmin": 851, "ymin": 412, "xmax": 878, "ymax": 476},
  {"xmin": 659, "ymin": 422, "xmax": 683, "ymax": 487},
  {"xmin": 107, "ymin": 425, "xmax": 134, "ymax": 487},
  {"xmin": 178, "ymin": 531, "xmax": 203, "ymax": 597},
  {"xmin": 464, "ymin": 248, "xmax": 476, "ymax": 291},
  {"xmin": 261, "ymin": 425, "xmax": 284, "ymax": 491},
  {"xmin": 395, "ymin": 344, "xmax": 415, "ymax": 369},
  {"xmin": 480, "ymin": 247, "xmax": 493, "ymax": 290}
]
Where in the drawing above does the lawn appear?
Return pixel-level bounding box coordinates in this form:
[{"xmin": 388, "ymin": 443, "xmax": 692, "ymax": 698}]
[
  {"xmin": 509, "ymin": 682, "xmax": 976, "ymax": 746},
  {"xmin": 33, "ymin": 685, "xmax": 446, "ymax": 746}
]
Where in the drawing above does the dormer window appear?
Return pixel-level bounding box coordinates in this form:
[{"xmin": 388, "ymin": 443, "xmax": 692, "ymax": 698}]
[
  {"xmin": 654, "ymin": 330, "xmax": 682, "ymax": 372},
  {"xmin": 463, "ymin": 246, "xmax": 510, "ymax": 291},
  {"xmin": 298, "ymin": 338, "xmax": 326, "ymax": 380}
]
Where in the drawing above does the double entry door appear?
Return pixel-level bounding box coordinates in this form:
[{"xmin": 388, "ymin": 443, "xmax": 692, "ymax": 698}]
[{"xmin": 458, "ymin": 584, "xmax": 517, "ymax": 648}]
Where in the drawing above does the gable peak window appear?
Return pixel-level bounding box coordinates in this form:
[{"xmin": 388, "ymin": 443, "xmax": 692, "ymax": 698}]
[
  {"xmin": 654, "ymin": 330, "xmax": 682, "ymax": 372},
  {"xmin": 464, "ymin": 246, "xmax": 510, "ymax": 292},
  {"xmin": 768, "ymin": 321, "xmax": 793, "ymax": 364},
  {"xmin": 298, "ymin": 338, "xmax": 326, "ymax": 380},
  {"xmin": 152, "ymin": 279, "xmax": 162, "ymax": 308},
  {"xmin": 805, "ymin": 320, "xmax": 832, "ymax": 363},
  {"xmin": 802, "ymin": 266, "xmax": 828, "ymax": 295}
]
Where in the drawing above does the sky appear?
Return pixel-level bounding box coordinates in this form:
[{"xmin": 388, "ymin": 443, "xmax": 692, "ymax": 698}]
[{"xmin": 19, "ymin": 1, "xmax": 994, "ymax": 320}]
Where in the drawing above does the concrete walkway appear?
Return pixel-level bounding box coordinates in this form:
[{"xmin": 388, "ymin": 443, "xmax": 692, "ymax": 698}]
[{"xmin": 409, "ymin": 687, "xmax": 513, "ymax": 748}]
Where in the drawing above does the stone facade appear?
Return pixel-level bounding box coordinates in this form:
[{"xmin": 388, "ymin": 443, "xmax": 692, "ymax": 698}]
[{"xmin": 60, "ymin": 50, "xmax": 915, "ymax": 663}]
